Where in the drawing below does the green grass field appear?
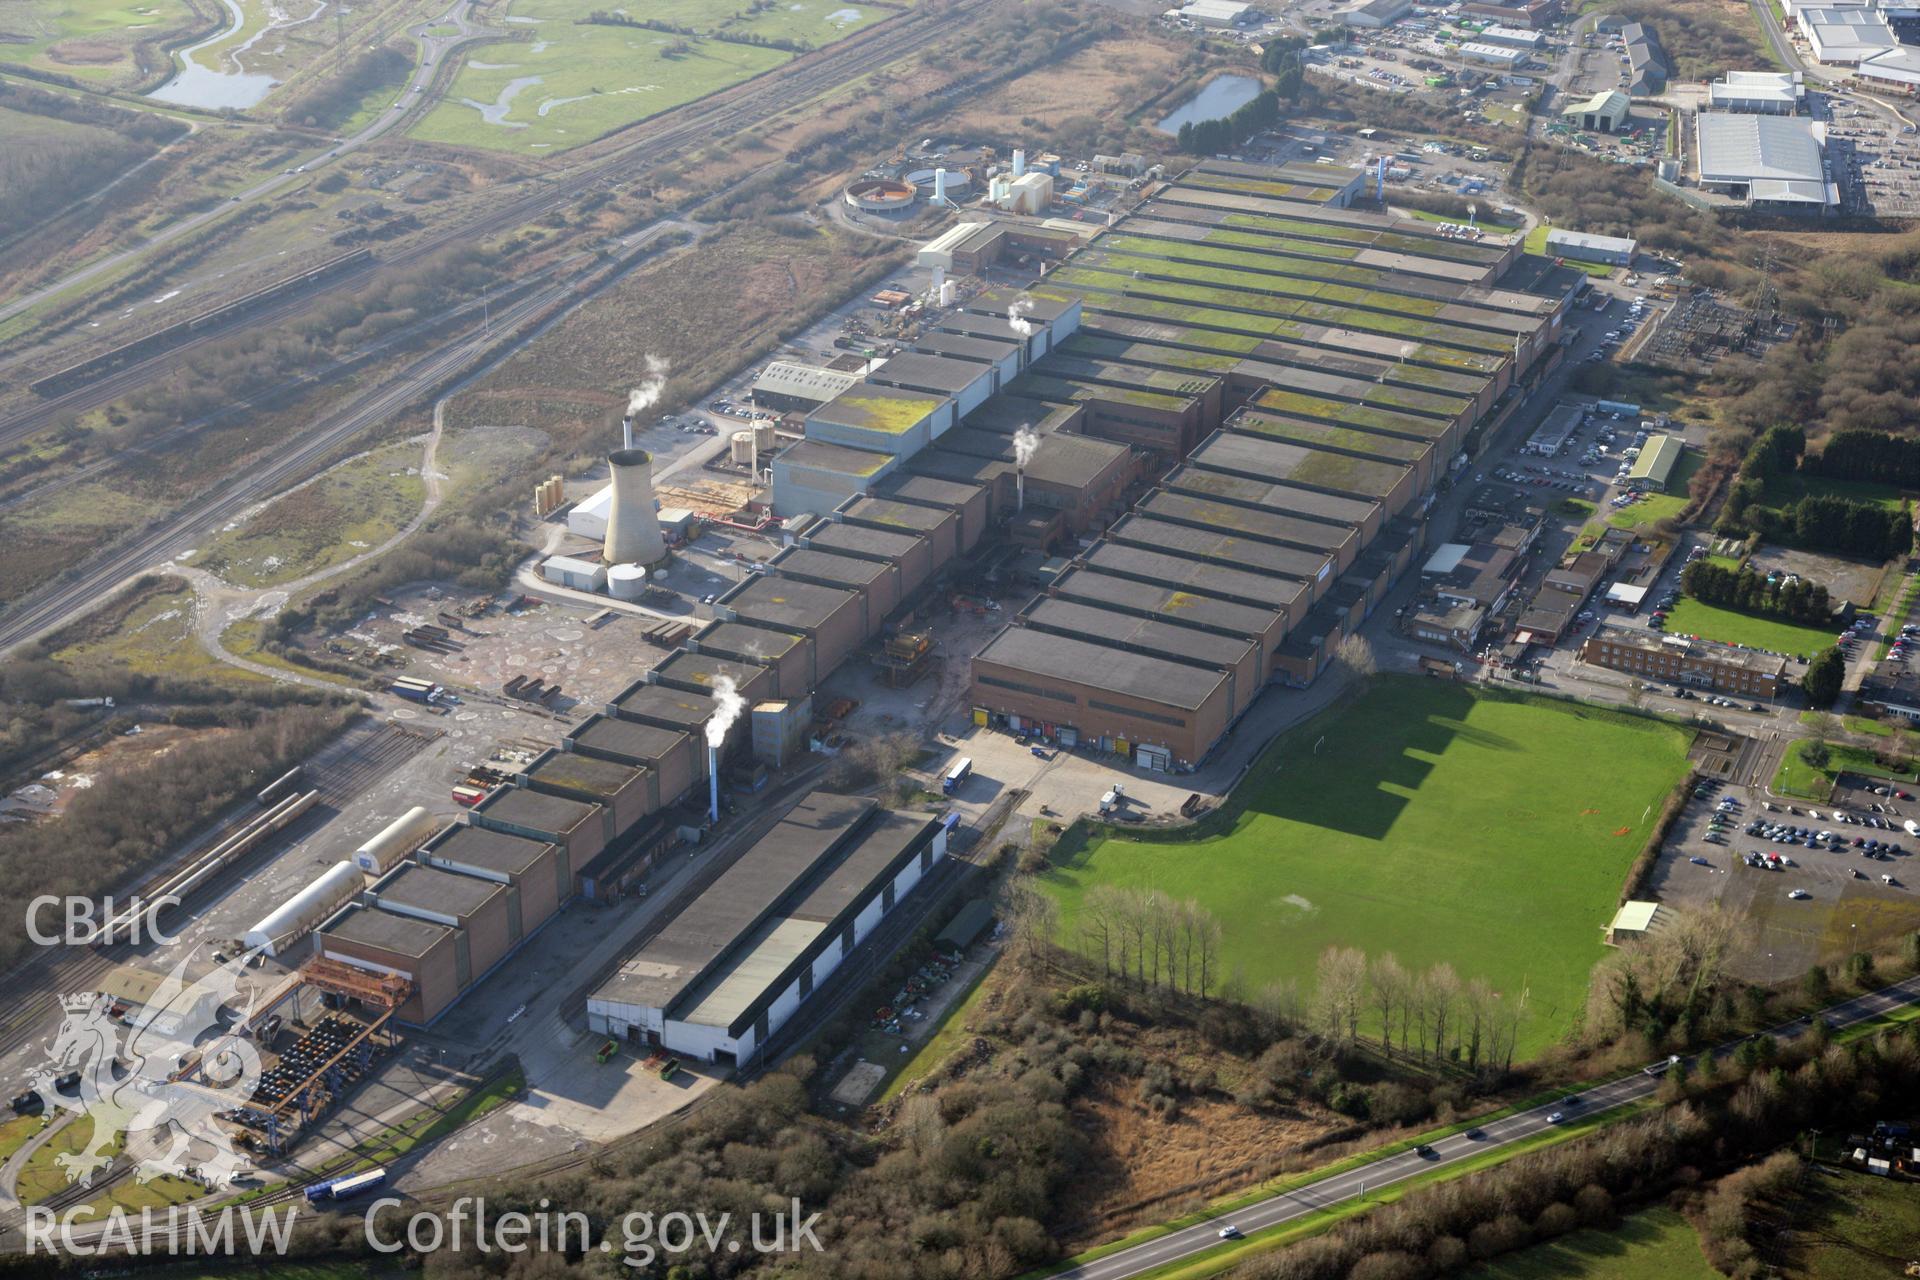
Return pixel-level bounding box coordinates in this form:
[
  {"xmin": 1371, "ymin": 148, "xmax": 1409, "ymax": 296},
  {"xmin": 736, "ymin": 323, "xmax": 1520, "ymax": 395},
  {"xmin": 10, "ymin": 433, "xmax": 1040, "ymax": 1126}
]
[
  {"xmin": 1798, "ymin": 711, "xmax": 1894, "ymax": 738},
  {"xmin": 195, "ymin": 441, "xmax": 424, "ymax": 588},
  {"xmin": 1463, "ymin": 1208, "xmax": 1715, "ymax": 1280},
  {"xmin": 1761, "ymin": 471, "xmax": 1910, "ymax": 511},
  {"xmin": 1780, "ymin": 1167, "xmax": 1920, "ymax": 1280},
  {"xmin": 1043, "ymin": 680, "xmax": 1694, "ymax": 1059},
  {"xmin": 1659, "ymin": 598, "xmax": 1836, "ymax": 659},
  {"xmin": 411, "ymin": 0, "xmax": 892, "ymax": 152},
  {"xmin": 1606, "ymin": 447, "xmax": 1702, "ymax": 532},
  {"xmin": 1772, "ymin": 739, "xmax": 1920, "ymax": 800},
  {"xmin": 0, "ymin": 0, "xmax": 198, "ymax": 86}
]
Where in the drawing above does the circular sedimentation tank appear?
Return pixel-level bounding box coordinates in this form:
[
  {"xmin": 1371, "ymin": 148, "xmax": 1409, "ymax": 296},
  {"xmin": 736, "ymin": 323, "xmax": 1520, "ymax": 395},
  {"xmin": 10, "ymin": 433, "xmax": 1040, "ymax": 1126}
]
[{"xmin": 843, "ymin": 178, "xmax": 917, "ymax": 212}]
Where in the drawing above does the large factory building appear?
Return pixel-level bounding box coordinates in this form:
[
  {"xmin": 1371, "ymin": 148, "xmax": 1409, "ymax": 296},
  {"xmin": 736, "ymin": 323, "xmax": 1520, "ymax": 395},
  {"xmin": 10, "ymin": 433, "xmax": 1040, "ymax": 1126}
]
[{"xmin": 586, "ymin": 791, "xmax": 946, "ymax": 1065}]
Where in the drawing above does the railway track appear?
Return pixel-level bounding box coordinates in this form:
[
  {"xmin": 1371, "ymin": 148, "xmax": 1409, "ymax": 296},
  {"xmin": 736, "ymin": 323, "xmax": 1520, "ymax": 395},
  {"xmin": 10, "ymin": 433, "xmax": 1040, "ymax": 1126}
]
[{"xmin": 0, "ymin": 0, "xmax": 989, "ymax": 450}]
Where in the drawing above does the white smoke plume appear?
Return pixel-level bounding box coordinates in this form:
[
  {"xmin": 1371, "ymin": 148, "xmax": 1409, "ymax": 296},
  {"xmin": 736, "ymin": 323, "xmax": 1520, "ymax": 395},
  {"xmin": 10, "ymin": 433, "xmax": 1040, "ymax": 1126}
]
[
  {"xmin": 625, "ymin": 354, "xmax": 670, "ymax": 417},
  {"xmin": 705, "ymin": 674, "xmax": 745, "ymax": 750},
  {"xmin": 1007, "ymin": 296, "xmax": 1036, "ymax": 339},
  {"xmin": 1012, "ymin": 426, "xmax": 1039, "ymax": 469}
]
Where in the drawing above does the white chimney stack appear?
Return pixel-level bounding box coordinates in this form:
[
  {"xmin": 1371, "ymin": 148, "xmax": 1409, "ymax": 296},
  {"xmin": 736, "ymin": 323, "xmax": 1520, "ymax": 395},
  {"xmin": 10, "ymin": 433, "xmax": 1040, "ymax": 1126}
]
[
  {"xmin": 707, "ymin": 745, "xmax": 720, "ymax": 823},
  {"xmin": 933, "ymin": 168, "xmax": 948, "ymax": 204},
  {"xmin": 1012, "ymin": 149, "xmax": 1026, "ymax": 178},
  {"xmin": 603, "ymin": 448, "xmax": 666, "ymax": 567},
  {"xmin": 621, "ymin": 413, "xmax": 634, "ymax": 451}
]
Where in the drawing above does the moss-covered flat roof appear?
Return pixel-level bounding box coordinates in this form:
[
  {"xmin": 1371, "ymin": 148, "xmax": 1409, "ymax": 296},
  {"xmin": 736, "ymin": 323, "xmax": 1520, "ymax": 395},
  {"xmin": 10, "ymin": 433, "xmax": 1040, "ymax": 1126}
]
[
  {"xmin": 529, "ymin": 750, "xmax": 643, "ymax": 799},
  {"xmin": 1232, "ymin": 410, "xmax": 1435, "ymax": 463},
  {"xmin": 808, "ymin": 384, "xmax": 947, "ymax": 435}
]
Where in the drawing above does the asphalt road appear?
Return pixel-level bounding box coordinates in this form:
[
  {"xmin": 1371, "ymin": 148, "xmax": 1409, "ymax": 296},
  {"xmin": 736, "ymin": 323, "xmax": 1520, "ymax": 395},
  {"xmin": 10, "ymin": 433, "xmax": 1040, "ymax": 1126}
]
[{"xmin": 1055, "ymin": 974, "xmax": 1920, "ymax": 1280}]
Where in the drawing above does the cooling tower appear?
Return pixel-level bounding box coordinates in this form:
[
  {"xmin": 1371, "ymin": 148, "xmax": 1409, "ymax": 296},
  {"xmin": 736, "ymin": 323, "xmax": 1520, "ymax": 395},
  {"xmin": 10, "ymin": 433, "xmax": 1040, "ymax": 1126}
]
[{"xmin": 604, "ymin": 448, "xmax": 667, "ymax": 566}]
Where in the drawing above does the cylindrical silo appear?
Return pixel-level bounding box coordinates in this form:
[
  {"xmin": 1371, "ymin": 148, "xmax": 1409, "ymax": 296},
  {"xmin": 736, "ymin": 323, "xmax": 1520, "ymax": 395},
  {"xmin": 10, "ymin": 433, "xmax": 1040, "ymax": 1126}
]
[
  {"xmin": 608, "ymin": 563, "xmax": 647, "ymax": 601},
  {"xmin": 604, "ymin": 448, "xmax": 666, "ymax": 566},
  {"xmin": 752, "ymin": 421, "xmax": 777, "ymax": 451},
  {"xmin": 730, "ymin": 431, "xmax": 756, "ymax": 466},
  {"xmin": 1012, "ymin": 149, "xmax": 1026, "ymax": 178}
]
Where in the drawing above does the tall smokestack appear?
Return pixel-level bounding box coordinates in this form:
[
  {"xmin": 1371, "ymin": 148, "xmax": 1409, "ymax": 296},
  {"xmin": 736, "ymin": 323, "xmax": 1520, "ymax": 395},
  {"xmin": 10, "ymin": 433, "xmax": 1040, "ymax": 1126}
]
[
  {"xmin": 604, "ymin": 448, "xmax": 666, "ymax": 566},
  {"xmin": 1013, "ymin": 426, "xmax": 1038, "ymax": 513},
  {"xmin": 1012, "ymin": 149, "xmax": 1026, "ymax": 178},
  {"xmin": 933, "ymin": 168, "xmax": 948, "ymax": 205},
  {"xmin": 704, "ymin": 676, "xmax": 745, "ymax": 823},
  {"xmin": 621, "ymin": 413, "xmax": 634, "ymax": 451}
]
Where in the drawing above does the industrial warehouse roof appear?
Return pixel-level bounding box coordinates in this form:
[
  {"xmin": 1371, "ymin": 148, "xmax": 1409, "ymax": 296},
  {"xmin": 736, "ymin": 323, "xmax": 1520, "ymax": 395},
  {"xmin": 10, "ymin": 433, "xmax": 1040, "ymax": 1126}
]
[
  {"xmin": 676, "ymin": 808, "xmax": 936, "ymax": 1034},
  {"xmin": 1084, "ymin": 540, "xmax": 1308, "ymax": 613},
  {"xmin": 975, "ymin": 625, "xmax": 1229, "ymax": 713},
  {"xmin": 474, "ymin": 786, "xmax": 597, "ymax": 836},
  {"xmin": 424, "ymin": 823, "xmax": 555, "ymax": 878},
  {"xmin": 1140, "ymin": 489, "xmax": 1355, "ymax": 554},
  {"xmin": 1111, "ymin": 514, "xmax": 1335, "ymax": 585},
  {"xmin": 1697, "ymin": 113, "xmax": 1826, "ymax": 183},
  {"xmin": 931, "ymin": 424, "xmax": 1129, "ymax": 487},
  {"xmin": 1545, "ymin": 228, "xmax": 1636, "ymax": 257},
  {"xmin": 968, "ymin": 286, "xmax": 1081, "ymax": 323},
  {"xmin": 528, "ymin": 750, "xmax": 642, "ymax": 800},
  {"xmin": 612, "ymin": 682, "xmax": 715, "ymax": 731},
  {"xmin": 1627, "ymin": 433, "xmax": 1686, "ymax": 488},
  {"xmin": 591, "ymin": 792, "xmax": 877, "ymax": 1015},
  {"xmin": 808, "ymin": 520, "xmax": 926, "ymax": 562},
  {"xmin": 1562, "ymin": 89, "xmax": 1629, "ymax": 123},
  {"xmin": 839, "ymin": 495, "xmax": 951, "ymax": 535},
  {"xmin": 694, "ymin": 620, "xmax": 806, "ymax": 664},
  {"xmin": 1233, "ymin": 407, "xmax": 1439, "ymax": 459},
  {"xmin": 571, "ymin": 715, "xmax": 691, "ymax": 765},
  {"xmin": 1189, "ymin": 430, "xmax": 1409, "ymax": 500},
  {"xmin": 1800, "ymin": 6, "xmax": 1896, "ymax": 60},
  {"xmin": 323, "ymin": 903, "xmax": 451, "ymax": 958},
  {"xmin": 751, "ymin": 362, "xmax": 864, "ymax": 404},
  {"xmin": 866, "ymin": 351, "xmax": 994, "ymax": 396},
  {"xmin": 726, "ymin": 575, "xmax": 860, "ymax": 631},
  {"xmin": 1052, "ymin": 567, "xmax": 1282, "ymax": 641},
  {"xmin": 772, "ymin": 439, "xmax": 896, "ymax": 479},
  {"xmin": 1708, "ymin": 70, "xmax": 1803, "ymax": 109},
  {"xmin": 1022, "ymin": 598, "xmax": 1254, "ymax": 670},
  {"xmin": 1168, "ymin": 461, "xmax": 1379, "ymax": 528},
  {"xmin": 775, "ymin": 547, "xmax": 892, "ymax": 590},
  {"xmin": 654, "ymin": 650, "xmax": 765, "ymax": 694},
  {"xmin": 374, "ymin": 863, "xmax": 505, "ymax": 919},
  {"xmin": 912, "ymin": 331, "xmax": 1020, "ymax": 364},
  {"xmin": 874, "ymin": 472, "xmax": 984, "ymax": 510},
  {"xmin": 807, "ymin": 383, "xmax": 947, "ymax": 435},
  {"xmin": 961, "ymin": 397, "xmax": 1082, "ymax": 437}
]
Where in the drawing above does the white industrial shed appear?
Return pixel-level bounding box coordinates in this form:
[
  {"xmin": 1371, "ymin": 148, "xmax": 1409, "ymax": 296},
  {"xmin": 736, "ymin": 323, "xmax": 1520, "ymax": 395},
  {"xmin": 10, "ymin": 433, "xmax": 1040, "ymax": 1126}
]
[
  {"xmin": 1797, "ymin": 6, "xmax": 1897, "ymax": 63},
  {"xmin": 1696, "ymin": 114, "xmax": 1837, "ymax": 209},
  {"xmin": 586, "ymin": 792, "xmax": 946, "ymax": 1065},
  {"xmin": 1546, "ymin": 229, "xmax": 1636, "ymax": 266},
  {"xmin": 1459, "ymin": 41, "xmax": 1527, "ymax": 66},
  {"xmin": 1707, "ymin": 70, "xmax": 1805, "ymax": 114},
  {"xmin": 1858, "ymin": 44, "xmax": 1920, "ymax": 91}
]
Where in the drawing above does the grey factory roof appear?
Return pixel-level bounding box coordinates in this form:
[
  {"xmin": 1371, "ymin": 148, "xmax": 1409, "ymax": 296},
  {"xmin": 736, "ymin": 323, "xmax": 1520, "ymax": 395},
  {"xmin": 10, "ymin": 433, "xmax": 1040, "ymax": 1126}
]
[
  {"xmin": 1189, "ymin": 432, "xmax": 1408, "ymax": 501},
  {"xmin": 807, "ymin": 520, "xmax": 926, "ymax": 563},
  {"xmin": 528, "ymin": 750, "xmax": 643, "ymax": 800},
  {"xmin": 975, "ymin": 625, "xmax": 1229, "ymax": 713},
  {"xmin": 1084, "ymin": 540, "xmax": 1307, "ymax": 612},
  {"xmin": 912, "ymin": 331, "xmax": 1019, "ymax": 364},
  {"xmin": 1697, "ymin": 113, "xmax": 1825, "ymax": 183},
  {"xmin": 936, "ymin": 311, "xmax": 1037, "ymax": 343},
  {"xmin": 475, "ymin": 786, "xmax": 597, "ymax": 837},
  {"xmin": 571, "ymin": 714, "xmax": 691, "ymax": 765},
  {"xmin": 323, "ymin": 903, "xmax": 452, "ymax": 958},
  {"xmin": 873, "ymin": 472, "xmax": 984, "ymax": 510},
  {"xmin": 775, "ymin": 546, "xmax": 892, "ymax": 590},
  {"xmin": 590, "ymin": 792, "xmax": 875, "ymax": 1014},
  {"xmin": 693, "ymin": 621, "xmax": 806, "ymax": 665},
  {"xmin": 425, "ymin": 823, "xmax": 555, "ymax": 878},
  {"xmin": 751, "ymin": 361, "xmax": 864, "ymax": 404},
  {"xmin": 1052, "ymin": 567, "xmax": 1282, "ymax": 641},
  {"xmin": 612, "ymin": 683, "xmax": 715, "ymax": 732},
  {"xmin": 675, "ymin": 808, "xmax": 937, "ymax": 1033},
  {"xmin": 1231, "ymin": 411, "xmax": 1436, "ymax": 462},
  {"xmin": 1022, "ymin": 598, "xmax": 1254, "ymax": 670},
  {"xmin": 771, "ymin": 438, "xmax": 896, "ymax": 480},
  {"xmin": 936, "ymin": 425, "xmax": 1129, "ymax": 487},
  {"xmin": 961, "ymin": 397, "xmax": 1082, "ymax": 437},
  {"xmin": 1140, "ymin": 489, "xmax": 1354, "ymax": 553},
  {"xmin": 374, "ymin": 863, "xmax": 505, "ymax": 919},
  {"xmin": 969, "ymin": 287, "xmax": 1079, "ymax": 323},
  {"xmin": 727, "ymin": 575, "xmax": 860, "ymax": 632},
  {"xmin": 868, "ymin": 351, "xmax": 993, "ymax": 396},
  {"xmin": 654, "ymin": 650, "xmax": 765, "ymax": 695},
  {"xmin": 1166, "ymin": 462, "xmax": 1378, "ymax": 528},
  {"xmin": 1110, "ymin": 514, "xmax": 1334, "ymax": 584},
  {"xmin": 840, "ymin": 496, "xmax": 951, "ymax": 535}
]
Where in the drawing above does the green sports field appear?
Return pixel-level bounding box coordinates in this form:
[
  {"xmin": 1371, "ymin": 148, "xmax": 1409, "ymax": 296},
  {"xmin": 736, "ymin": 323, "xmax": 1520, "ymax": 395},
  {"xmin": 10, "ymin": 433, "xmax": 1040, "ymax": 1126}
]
[
  {"xmin": 1043, "ymin": 680, "xmax": 1694, "ymax": 1059},
  {"xmin": 1659, "ymin": 597, "xmax": 1835, "ymax": 659},
  {"xmin": 411, "ymin": 0, "xmax": 894, "ymax": 153},
  {"xmin": 1463, "ymin": 1208, "xmax": 1716, "ymax": 1280}
]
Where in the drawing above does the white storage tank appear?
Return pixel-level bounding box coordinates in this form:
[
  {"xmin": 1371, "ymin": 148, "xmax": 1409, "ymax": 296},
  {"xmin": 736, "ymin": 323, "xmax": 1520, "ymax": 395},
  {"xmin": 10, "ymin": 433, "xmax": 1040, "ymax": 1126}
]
[
  {"xmin": 354, "ymin": 806, "xmax": 443, "ymax": 878},
  {"xmin": 244, "ymin": 861, "xmax": 362, "ymax": 956},
  {"xmin": 608, "ymin": 563, "xmax": 648, "ymax": 601},
  {"xmin": 730, "ymin": 431, "xmax": 757, "ymax": 466}
]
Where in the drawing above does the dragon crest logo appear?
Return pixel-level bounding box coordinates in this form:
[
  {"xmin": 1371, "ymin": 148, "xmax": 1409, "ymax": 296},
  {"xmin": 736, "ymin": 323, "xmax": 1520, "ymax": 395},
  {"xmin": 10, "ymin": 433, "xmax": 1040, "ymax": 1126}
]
[{"xmin": 30, "ymin": 947, "xmax": 268, "ymax": 1189}]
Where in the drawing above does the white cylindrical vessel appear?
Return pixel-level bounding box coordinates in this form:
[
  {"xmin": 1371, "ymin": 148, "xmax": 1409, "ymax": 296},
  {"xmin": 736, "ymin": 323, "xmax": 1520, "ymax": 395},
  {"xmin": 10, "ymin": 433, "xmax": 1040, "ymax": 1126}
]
[
  {"xmin": 245, "ymin": 861, "xmax": 362, "ymax": 955},
  {"xmin": 608, "ymin": 563, "xmax": 647, "ymax": 600},
  {"xmin": 354, "ymin": 805, "xmax": 442, "ymax": 877}
]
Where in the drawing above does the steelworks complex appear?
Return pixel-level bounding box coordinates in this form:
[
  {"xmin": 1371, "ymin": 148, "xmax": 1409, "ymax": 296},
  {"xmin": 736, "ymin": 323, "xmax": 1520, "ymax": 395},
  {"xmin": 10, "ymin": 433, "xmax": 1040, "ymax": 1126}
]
[{"xmin": 249, "ymin": 157, "xmax": 1583, "ymax": 1068}]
